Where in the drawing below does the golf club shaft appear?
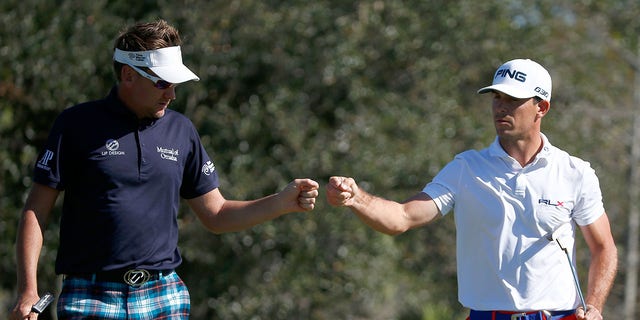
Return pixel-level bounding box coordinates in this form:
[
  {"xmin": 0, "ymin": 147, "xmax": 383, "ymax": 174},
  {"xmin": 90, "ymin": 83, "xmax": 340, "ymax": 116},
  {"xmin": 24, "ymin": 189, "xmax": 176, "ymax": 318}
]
[{"xmin": 563, "ymin": 249, "xmax": 587, "ymax": 311}]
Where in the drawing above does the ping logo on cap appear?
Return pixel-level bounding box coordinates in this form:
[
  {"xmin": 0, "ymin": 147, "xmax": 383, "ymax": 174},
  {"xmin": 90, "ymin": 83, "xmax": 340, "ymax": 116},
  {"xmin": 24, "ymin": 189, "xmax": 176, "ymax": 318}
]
[
  {"xmin": 495, "ymin": 68, "xmax": 527, "ymax": 83},
  {"xmin": 477, "ymin": 59, "xmax": 552, "ymax": 101}
]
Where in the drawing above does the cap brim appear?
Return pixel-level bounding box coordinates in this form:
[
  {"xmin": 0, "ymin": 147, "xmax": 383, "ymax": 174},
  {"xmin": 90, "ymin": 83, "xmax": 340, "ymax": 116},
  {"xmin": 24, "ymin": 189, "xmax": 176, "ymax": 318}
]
[
  {"xmin": 151, "ymin": 65, "xmax": 200, "ymax": 84},
  {"xmin": 477, "ymin": 84, "xmax": 534, "ymax": 99}
]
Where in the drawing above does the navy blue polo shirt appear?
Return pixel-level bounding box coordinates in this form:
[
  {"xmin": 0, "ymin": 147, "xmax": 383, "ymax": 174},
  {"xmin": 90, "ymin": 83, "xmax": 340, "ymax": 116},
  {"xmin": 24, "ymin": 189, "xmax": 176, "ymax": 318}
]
[{"xmin": 33, "ymin": 87, "xmax": 219, "ymax": 274}]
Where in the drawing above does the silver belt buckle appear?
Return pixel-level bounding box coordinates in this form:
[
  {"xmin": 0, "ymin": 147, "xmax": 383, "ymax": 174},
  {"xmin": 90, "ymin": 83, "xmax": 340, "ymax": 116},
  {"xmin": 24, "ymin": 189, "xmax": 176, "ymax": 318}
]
[
  {"xmin": 511, "ymin": 313, "xmax": 527, "ymax": 320},
  {"xmin": 123, "ymin": 269, "xmax": 151, "ymax": 287}
]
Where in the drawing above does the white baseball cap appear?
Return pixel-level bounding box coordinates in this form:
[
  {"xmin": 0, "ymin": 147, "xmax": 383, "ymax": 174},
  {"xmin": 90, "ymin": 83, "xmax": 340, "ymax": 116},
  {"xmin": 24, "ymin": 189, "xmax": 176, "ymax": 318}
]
[
  {"xmin": 113, "ymin": 46, "xmax": 199, "ymax": 84},
  {"xmin": 477, "ymin": 59, "xmax": 552, "ymax": 101}
]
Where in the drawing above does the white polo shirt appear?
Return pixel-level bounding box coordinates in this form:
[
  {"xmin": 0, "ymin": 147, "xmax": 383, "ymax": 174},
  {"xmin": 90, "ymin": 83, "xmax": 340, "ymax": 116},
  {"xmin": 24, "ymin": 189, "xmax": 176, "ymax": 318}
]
[{"xmin": 423, "ymin": 133, "xmax": 604, "ymax": 311}]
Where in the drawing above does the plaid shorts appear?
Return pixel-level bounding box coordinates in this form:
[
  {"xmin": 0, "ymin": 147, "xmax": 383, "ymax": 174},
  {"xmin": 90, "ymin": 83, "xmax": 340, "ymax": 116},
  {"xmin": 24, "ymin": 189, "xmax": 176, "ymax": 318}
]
[{"xmin": 57, "ymin": 271, "xmax": 190, "ymax": 319}]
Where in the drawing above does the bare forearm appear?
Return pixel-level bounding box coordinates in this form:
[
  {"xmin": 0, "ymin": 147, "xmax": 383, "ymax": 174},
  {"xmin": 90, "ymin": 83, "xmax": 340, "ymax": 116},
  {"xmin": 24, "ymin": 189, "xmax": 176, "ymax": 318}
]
[
  {"xmin": 349, "ymin": 190, "xmax": 409, "ymax": 235},
  {"xmin": 11, "ymin": 183, "xmax": 58, "ymax": 319},
  {"xmin": 326, "ymin": 177, "xmax": 440, "ymax": 235},
  {"xmin": 213, "ymin": 194, "xmax": 286, "ymax": 233},
  {"xmin": 16, "ymin": 211, "xmax": 44, "ymax": 295},
  {"xmin": 585, "ymin": 245, "xmax": 617, "ymax": 311},
  {"xmin": 195, "ymin": 179, "xmax": 319, "ymax": 234}
]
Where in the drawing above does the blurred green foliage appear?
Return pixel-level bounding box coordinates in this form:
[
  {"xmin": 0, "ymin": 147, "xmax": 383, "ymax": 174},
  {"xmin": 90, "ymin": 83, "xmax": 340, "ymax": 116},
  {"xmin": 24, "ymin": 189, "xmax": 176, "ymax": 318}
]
[{"xmin": 1, "ymin": 0, "xmax": 639, "ymax": 319}]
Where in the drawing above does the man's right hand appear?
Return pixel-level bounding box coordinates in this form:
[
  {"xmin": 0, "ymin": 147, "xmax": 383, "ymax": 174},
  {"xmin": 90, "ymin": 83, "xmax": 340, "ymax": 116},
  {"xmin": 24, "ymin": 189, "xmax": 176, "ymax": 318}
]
[{"xmin": 10, "ymin": 293, "xmax": 40, "ymax": 320}]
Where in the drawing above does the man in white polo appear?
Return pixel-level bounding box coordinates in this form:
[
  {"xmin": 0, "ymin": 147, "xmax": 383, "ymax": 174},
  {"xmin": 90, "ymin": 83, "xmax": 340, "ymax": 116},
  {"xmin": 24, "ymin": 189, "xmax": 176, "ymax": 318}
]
[{"xmin": 325, "ymin": 59, "xmax": 617, "ymax": 320}]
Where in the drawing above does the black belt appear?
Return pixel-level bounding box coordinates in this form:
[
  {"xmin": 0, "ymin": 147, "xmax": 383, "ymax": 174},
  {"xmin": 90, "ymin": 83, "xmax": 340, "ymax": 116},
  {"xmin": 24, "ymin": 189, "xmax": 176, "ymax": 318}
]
[
  {"xmin": 469, "ymin": 309, "xmax": 576, "ymax": 319},
  {"xmin": 65, "ymin": 269, "xmax": 173, "ymax": 287}
]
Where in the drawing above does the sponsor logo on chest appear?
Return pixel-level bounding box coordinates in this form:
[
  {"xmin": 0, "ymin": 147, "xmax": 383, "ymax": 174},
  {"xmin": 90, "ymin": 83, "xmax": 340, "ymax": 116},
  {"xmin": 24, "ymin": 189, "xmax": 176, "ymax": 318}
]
[
  {"xmin": 99, "ymin": 139, "xmax": 180, "ymax": 162},
  {"xmin": 538, "ymin": 198, "xmax": 564, "ymax": 207},
  {"xmin": 101, "ymin": 139, "xmax": 126, "ymax": 156},
  {"xmin": 157, "ymin": 146, "xmax": 179, "ymax": 162}
]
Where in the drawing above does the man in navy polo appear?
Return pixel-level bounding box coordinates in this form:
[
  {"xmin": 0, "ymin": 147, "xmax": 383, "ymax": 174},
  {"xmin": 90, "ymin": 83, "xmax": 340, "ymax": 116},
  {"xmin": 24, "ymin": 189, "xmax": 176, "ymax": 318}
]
[{"xmin": 11, "ymin": 19, "xmax": 318, "ymax": 319}]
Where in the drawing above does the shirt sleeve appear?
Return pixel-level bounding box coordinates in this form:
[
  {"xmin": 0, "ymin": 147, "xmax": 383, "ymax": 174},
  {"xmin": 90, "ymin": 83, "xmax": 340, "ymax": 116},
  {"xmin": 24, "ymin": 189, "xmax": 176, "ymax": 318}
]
[
  {"xmin": 422, "ymin": 158, "xmax": 463, "ymax": 216},
  {"xmin": 572, "ymin": 160, "xmax": 605, "ymax": 226},
  {"xmin": 180, "ymin": 124, "xmax": 219, "ymax": 199},
  {"xmin": 33, "ymin": 112, "xmax": 66, "ymax": 190}
]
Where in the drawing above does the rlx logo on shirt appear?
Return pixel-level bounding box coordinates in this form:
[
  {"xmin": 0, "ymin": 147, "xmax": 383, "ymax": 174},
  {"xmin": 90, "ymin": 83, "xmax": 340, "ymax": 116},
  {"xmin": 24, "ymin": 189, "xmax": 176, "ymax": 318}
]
[{"xmin": 538, "ymin": 199, "xmax": 565, "ymax": 207}]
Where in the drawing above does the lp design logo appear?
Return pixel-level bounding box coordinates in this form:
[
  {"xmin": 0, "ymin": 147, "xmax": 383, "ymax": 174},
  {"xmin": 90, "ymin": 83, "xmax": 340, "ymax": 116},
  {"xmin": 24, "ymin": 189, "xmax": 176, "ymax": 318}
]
[{"xmin": 102, "ymin": 139, "xmax": 125, "ymax": 156}]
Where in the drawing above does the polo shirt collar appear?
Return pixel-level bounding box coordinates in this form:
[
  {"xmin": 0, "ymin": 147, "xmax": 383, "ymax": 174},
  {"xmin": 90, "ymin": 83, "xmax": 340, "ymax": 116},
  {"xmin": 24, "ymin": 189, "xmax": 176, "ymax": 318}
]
[
  {"xmin": 488, "ymin": 132, "xmax": 553, "ymax": 166},
  {"xmin": 106, "ymin": 86, "xmax": 136, "ymax": 119},
  {"xmin": 106, "ymin": 86, "xmax": 160, "ymax": 127}
]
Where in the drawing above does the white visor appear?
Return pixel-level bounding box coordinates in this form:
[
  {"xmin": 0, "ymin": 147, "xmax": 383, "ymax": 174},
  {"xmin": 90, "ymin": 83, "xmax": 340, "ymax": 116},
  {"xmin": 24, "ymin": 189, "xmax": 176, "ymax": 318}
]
[{"xmin": 113, "ymin": 46, "xmax": 199, "ymax": 84}]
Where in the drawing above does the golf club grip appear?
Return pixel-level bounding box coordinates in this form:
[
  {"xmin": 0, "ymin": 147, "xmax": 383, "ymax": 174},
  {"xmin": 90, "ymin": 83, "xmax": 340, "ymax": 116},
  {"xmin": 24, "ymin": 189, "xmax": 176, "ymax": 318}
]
[{"xmin": 31, "ymin": 292, "xmax": 54, "ymax": 314}]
